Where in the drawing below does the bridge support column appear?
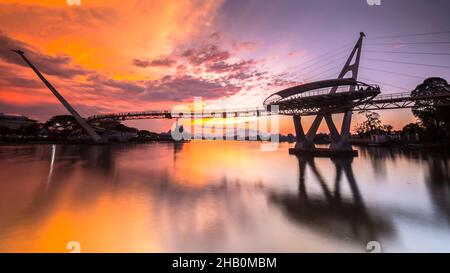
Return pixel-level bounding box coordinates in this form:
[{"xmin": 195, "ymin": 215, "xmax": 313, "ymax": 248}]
[
  {"xmin": 290, "ymin": 111, "xmax": 357, "ymax": 156},
  {"xmin": 324, "ymin": 113, "xmax": 341, "ymax": 143},
  {"xmin": 293, "ymin": 114, "xmax": 316, "ymax": 149},
  {"xmin": 294, "ymin": 114, "xmax": 320, "ymax": 150},
  {"xmin": 293, "ymin": 115, "xmax": 305, "ymax": 142},
  {"xmin": 290, "ymin": 111, "xmax": 356, "ymax": 156},
  {"xmin": 330, "ymin": 110, "xmax": 353, "ymax": 151}
]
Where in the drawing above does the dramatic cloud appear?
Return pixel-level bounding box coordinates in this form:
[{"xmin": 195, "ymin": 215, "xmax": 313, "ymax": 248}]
[
  {"xmin": 0, "ymin": 62, "xmax": 41, "ymax": 89},
  {"xmin": 0, "ymin": 0, "xmax": 225, "ymax": 76},
  {"xmin": 0, "ymin": 3, "xmax": 115, "ymax": 40},
  {"xmin": 132, "ymin": 57, "xmax": 176, "ymax": 68},
  {"xmin": 129, "ymin": 33, "xmax": 284, "ymax": 105},
  {"xmin": 85, "ymin": 74, "xmax": 146, "ymax": 95},
  {"xmin": 182, "ymin": 44, "xmax": 231, "ymax": 66},
  {"xmin": 206, "ymin": 60, "xmax": 257, "ymax": 74},
  {"xmin": 144, "ymin": 75, "xmax": 241, "ymax": 101},
  {"xmin": 0, "ymin": 32, "xmax": 90, "ymax": 79},
  {"xmin": 1, "ymin": 29, "xmax": 296, "ymax": 117}
]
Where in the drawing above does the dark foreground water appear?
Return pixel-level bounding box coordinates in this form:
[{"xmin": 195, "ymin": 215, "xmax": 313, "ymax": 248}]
[{"xmin": 0, "ymin": 141, "xmax": 449, "ymax": 252}]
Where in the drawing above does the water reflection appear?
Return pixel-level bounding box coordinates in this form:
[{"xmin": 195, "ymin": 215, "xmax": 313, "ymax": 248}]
[
  {"xmin": 0, "ymin": 142, "xmax": 449, "ymax": 252},
  {"xmin": 360, "ymin": 146, "xmax": 450, "ymax": 226},
  {"xmin": 425, "ymin": 155, "xmax": 450, "ymax": 223},
  {"xmin": 270, "ymin": 156, "xmax": 393, "ymax": 244}
]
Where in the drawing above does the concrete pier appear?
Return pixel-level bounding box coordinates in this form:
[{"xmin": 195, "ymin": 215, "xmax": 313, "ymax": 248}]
[{"xmin": 288, "ymin": 147, "xmax": 358, "ymax": 157}]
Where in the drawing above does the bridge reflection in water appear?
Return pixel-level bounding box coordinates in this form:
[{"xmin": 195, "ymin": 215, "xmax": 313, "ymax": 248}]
[
  {"xmin": 0, "ymin": 142, "xmax": 449, "ymax": 252},
  {"xmin": 269, "ymin": 156, "xmax": 393, "ymax": 243}
]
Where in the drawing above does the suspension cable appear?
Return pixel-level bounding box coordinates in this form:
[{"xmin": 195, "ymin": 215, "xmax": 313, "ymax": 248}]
[{"xmin": 365, "ymin": 58, "xmax": 450, "ymax": 69}]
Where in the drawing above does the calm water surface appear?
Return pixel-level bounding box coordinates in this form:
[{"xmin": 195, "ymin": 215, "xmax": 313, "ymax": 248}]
[{"xmin": 0, "ymin": 141, "xmax": 449, "ymax": 252}]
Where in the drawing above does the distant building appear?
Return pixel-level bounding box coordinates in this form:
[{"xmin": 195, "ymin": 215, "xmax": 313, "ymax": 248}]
[{"xmin": 0, "ymin": 113, "xmax": 37, "ymax": 129}]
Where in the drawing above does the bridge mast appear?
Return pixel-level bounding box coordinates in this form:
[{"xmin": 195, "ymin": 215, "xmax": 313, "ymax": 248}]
[
  {"xmin": 11, "ymin": 50, "xmax": 103, "ymax": 143},
  {"xmin": 330, "ymin": 32, "xmax": 365, "ymax": 150},
  {"xmin": 293, "ymin": 32, "xmax": 365, "ymax": 154}
]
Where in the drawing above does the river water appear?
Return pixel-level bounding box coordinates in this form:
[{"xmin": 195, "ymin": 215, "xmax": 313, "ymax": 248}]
[{"xmin": 0, "ymin": 141, "xmax": 449, "ymax": 252}]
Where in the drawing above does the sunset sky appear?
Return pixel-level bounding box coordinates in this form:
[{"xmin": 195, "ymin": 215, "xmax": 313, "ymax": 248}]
[{"xmin": 1, "ymin": 0, "xmax": 449, "ymax": 134}]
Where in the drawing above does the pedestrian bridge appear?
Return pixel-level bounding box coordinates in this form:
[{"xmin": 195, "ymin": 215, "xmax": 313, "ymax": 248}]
[{"xmin": 86, "ymin": 88, "xmax": 450, "ymax": 121}]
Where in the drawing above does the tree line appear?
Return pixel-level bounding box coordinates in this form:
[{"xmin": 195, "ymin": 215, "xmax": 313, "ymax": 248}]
[{"xmin": 354, "ymin": 77, "xmax": 450, "ymax": 143}]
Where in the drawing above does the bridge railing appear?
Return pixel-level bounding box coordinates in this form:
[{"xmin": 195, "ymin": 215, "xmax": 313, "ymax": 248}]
[
  {"xmin": 371, "ymin": 91, "xmax": 411, "ymax": 101},
  {"xmin": 88, "ymin": 90, "xmax": 450, "ymax": 120},
  {"xmin": 278, "ymin": 84, "xmax": 380, "ymax": 103},
  {"xmin": 371, "ymin": 90, "xmax": 450, "ymax": 102},
  {"xmin": 88, "ymin": 110, "xmax": 170, "ymax": 119},
  {"xmin": 88, "ymin": 106, "xmax": 273, "ymax": 120}
]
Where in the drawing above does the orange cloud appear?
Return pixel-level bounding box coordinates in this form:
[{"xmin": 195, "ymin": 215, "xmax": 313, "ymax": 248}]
[{"xmin": 0, "ymin": 0, "xmax": 224, "ymax": 78}]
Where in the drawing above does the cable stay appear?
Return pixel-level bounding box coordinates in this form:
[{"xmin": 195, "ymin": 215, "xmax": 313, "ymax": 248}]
[
  {"xmin": 359, "ymin": 76, "xmax": 410, "ymax": 91},
  {"xmin": 359, "ymin": 66, "xmax": 424, "ymax": 80},
  {"xmin": 365, "ymin": 58, "xmax": 450, "ymax": 69},
  {"xmin": 366, "ymin": 50, "xmax": 450, "ymax": 56},
  {"xmin": 366, "ymin": 41, "xmax": 450, "ymax": 46},
  {"xmin": 287, "ymin": 43, "xmax": 353, "ymax": 71},
  {"xmin": 367, "ymin": 30, "xmax": 450, "ymax": 40}
]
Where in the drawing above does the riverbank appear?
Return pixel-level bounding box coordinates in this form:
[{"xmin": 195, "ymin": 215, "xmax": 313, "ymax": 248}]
[
  {"xmin": 0, "ymin": 138, "xmax": 189, "ymax": 145},
  {"xmin": 350, "ymin": 138, "xmax": 450, "ymax": 151}
]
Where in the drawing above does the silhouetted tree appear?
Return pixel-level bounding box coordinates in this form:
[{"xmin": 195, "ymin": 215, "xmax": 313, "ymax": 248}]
[
  {"xmin": 113, "ymin": 124, "xmax": 138, "ymax": 133},
  {"xmin": 402, "ymin": 123, "xmax": 424, "ymax": 136},
  {"xmin": 354, "ymin": 111, "xmax": 392, "ymax": 137},
  {"xmin": 382, "ymin": 124, "xmax": 393, "ymax": 135},
  {"xmin": 0, "ymin": 126, "xmax": 13, "ymax": 136},
  {"xmin": 411, "ymin": 77, "xmax": 450, "ymax": 142},
  {"xmin": 17, "ymin": 123, "xmax": 42, "ymax": 136},
  {"xmin": 44, "ymin": 115, "xmax": 81, "ymax": 137},
  {"xmin": 138, "ymin": 130, "xmax": 157, "ymax": 138}
]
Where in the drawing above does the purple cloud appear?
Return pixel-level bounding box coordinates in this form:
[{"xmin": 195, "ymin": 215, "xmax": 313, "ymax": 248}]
[
  {"xmin": 132, "ymin": 56, "xmax": 176, "ymax": 68},
  {"xmin": 206, "ymin": 60, "xmax": 257, "ymax": 74},
  {"xmin": 143, "ymin": 75, "xmax": 241, "ymax": 101},
  {"xmin": 182, "ymin": 44, "xmax": 230, "ymax": 66}
]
